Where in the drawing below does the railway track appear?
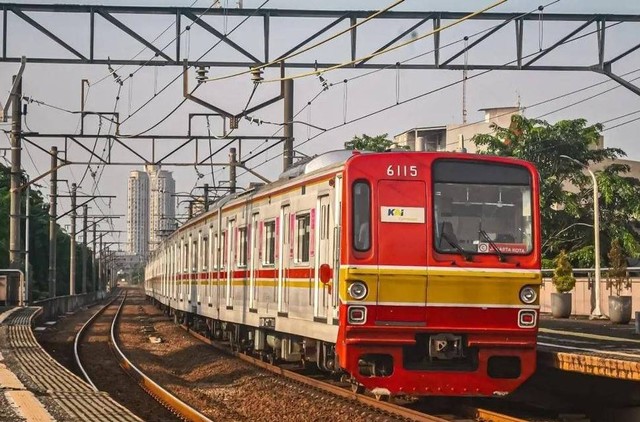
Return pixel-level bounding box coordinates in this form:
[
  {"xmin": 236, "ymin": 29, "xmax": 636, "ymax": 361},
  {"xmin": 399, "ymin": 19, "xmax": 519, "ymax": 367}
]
[
  {"xmin": 74, "ymin": 290, "xmax": 210, "ymax": 421},
  {"xmin": 71, "ymin": 288, "xmax": 552, "ymax": 422},
  {"xmin": 179, "ymin": 320, "xmax": 532, "ymax": 422}
]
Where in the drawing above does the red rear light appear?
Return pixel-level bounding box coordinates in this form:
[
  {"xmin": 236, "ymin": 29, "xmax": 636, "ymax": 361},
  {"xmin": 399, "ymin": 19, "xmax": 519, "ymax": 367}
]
[
  {"xmin": 518, "ymin": 310, "xmax": 537, "ymax": 328},
  {"xmin": 348, "ymin": 306, "xmax": 367, "ymax": 325}
]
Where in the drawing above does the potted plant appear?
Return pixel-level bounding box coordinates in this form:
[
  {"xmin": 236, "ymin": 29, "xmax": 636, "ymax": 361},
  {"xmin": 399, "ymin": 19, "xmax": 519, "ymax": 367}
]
[
  {"xmin": 551, "ymin": 250, "xmax": 576, "ymax": 318},
  {"xmin": 606, "ymin": 239, "xmax": 632, "ymax": 324}
]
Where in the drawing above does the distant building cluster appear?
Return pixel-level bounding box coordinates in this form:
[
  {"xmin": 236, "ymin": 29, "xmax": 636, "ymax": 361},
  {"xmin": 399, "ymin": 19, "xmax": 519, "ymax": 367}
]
[{"xmin": 127, "ymin": 165, "xmax": 175, "ymax": 259}]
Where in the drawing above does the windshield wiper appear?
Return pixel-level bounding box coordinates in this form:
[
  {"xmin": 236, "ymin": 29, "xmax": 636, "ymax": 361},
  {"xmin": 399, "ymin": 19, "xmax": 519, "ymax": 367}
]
[
  {"xmin": 479, "ymin": 229, "xmax": 506, "ymax": 262},
  {"xmin": 441, "ymin": 231, "xmax": 473, "ymax": 261}
]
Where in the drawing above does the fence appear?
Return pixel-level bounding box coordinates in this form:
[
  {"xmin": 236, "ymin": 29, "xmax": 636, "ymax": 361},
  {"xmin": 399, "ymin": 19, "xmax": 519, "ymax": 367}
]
[
  {"xmin": 32, "ymin": 291, "xmax": 107, "ymax": 323},
  {"xmin": 540, "ymin": 267, "xmax": 640, "ymax": 318}
]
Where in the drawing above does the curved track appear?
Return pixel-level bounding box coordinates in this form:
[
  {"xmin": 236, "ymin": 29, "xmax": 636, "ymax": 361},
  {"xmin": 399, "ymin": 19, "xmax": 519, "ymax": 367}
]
[
  {"xmin": 109, "ymin": 292, "xmax": 213, "ymax": 422},
  {"xmin": 74, "ymin": 290, "xmax": 208, "ymax": 421}
]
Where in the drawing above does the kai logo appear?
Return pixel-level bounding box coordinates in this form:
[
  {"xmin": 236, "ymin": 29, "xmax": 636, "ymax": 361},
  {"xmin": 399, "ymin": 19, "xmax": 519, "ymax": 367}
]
[{"xmin": 381, "ymin": 206, "xmax": 425, "ymax": 224}]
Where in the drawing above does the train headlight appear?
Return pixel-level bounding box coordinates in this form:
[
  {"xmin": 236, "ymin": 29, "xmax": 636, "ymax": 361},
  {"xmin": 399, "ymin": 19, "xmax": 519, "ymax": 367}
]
[
  {"xmin": 348, "ymin": 281, "xmax": 368, "ymax": 300},
  {"xmin": 519, "ymin": 286, "xmax": 537, "ymax": 304}
]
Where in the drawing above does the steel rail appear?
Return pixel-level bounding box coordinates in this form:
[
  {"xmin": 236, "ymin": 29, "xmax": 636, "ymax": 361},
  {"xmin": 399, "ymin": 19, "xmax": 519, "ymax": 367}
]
[
  {"xmin": 73, "ymin": 290, "xmax": 124, "ymax": 391},
  {"xmin": 110, "ymin": 291, "xmax": 213, "ymax": 422},
  {"xmin": 180, "ymin": 325, "xmax": 529, "ymax": 422}
]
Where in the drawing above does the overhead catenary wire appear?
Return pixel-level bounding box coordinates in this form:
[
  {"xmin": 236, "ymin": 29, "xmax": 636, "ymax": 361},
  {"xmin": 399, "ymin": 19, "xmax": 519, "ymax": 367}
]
[
  {"xmin": 89, "ymin": 0, "xmax": 203, "ymax": 88},
  {"xmin": 222, "ymin": 0, "xmax": 560, "ymax": 182},
  {"xmin": 234, "ymin": 1, "xmax": 562, "ymax": 176},
  {"xmin": 239, "ymin": 18, "xmax": 627, "ymax": 177},
  {"xmin": 203, "ymin": 0, "xmax": 406, "ymax": 83},
  {"xmin": 257, "ymin": 0, "xmax": 509, "ymax": 84},
  {"xmin": 116, "ymin": 0, "xmax": 270, "ymax": 136}
]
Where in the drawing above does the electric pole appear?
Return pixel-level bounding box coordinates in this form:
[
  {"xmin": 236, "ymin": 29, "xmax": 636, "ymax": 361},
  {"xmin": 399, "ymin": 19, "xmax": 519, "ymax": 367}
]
[
  {"xmin": 99, "ymin": 235, "xmax": 104, "ymax": 291},
  {"xmin": 92, "ymin": 221, "xmax": 97, "ymax": 292},
  {"xmin": 9, "ymin": 74, "xmax": 22, "ymax": 272},
  {"xmin": 229, "ymin": 148, "xmax": 237, "ymax": 194},
  {"xmin": 204, "ymin": 183, "xmax": 209, "ymax": 212},
  {"xmin": 70, "ymin": 183, "xmax": 77, "ymax": 295},
  {"xmin": 48, "ymin": 146, "xmax": 58, "ymax": 297},
  {"xmin": 283, "ymin": 79, "xmax": 293, "ymax": 171},
  {"xmin": 82, "ymin": 204, "xmax": 88, "ymax": 294}
]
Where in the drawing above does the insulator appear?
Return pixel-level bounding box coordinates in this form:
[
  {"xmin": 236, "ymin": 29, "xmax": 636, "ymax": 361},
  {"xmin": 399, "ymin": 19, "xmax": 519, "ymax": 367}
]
[
  {"xmin": 250, "ymin": 67, "xmax": 263, "ymax": 83},
  {"xmin": 195, "ymin": 66, "xmax": 209, "ymax": 83}
]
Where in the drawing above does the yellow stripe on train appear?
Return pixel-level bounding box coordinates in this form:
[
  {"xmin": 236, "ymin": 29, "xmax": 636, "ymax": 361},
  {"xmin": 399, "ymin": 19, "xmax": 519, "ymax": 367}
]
[{"xmin": 340, "ymin": 267, "xmax": 541, "ymax": 306}]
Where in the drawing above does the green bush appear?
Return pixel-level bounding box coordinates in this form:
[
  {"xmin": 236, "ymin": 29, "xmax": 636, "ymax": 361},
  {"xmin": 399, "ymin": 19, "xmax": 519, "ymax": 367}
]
[{"xmin": 552, "ymin": 250, "xmax": 576, "ymax": 293}]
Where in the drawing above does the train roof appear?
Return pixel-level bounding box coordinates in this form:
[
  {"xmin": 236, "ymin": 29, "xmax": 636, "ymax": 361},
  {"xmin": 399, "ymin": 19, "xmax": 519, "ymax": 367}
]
[{"xmin": 277, "ymin": 149, "xmax": 359, "ymax": 180}]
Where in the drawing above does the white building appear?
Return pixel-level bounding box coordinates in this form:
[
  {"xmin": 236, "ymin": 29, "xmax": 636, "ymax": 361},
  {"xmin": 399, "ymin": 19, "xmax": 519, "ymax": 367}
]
[
  {"xmin": 146, "ymin": 165, "xmax": 176, "ymax": 250},
  {"xmin": 126, "ymin": 170, "xmax": 149, "ymax": 257},
  {"xmin": 394, "ymin": 106, "xmax": 521, "ymax": 153}
]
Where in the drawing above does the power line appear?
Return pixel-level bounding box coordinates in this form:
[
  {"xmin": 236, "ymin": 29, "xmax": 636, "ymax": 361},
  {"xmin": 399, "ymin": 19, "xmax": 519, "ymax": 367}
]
[
  {"xmin": 89, "ymin": 0, "xmax": 204, "ymax": 88},
  {"xmin": 259, "ymin": 0, "xmax": 509, "ymax": 83},
  {"xmin": 203, "ymin": 0, "xmax": 407, "ymax": 83},
  {"xmin": 239, "ymin": 18, "xmax": 626, "ymax": 175},
  {"xmin": 235, "ymin": 0, "xmax": 562, "ymax": 173},
  {"xmin": 117, "ymin": 0, "xmax": 271, "ymax": 133}
]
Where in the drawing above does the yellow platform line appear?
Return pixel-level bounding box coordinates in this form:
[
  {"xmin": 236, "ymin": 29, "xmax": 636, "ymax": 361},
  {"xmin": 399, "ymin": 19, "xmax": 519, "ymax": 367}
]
[{"xmin": 539, "ymin": 327, "xmax": 640, "ymax": 344}]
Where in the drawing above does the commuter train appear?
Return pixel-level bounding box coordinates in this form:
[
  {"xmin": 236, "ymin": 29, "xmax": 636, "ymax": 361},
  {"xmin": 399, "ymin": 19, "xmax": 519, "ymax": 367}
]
[{"xmin": 145, "ymin": 149, "xmax": 541, "ymax": 398}]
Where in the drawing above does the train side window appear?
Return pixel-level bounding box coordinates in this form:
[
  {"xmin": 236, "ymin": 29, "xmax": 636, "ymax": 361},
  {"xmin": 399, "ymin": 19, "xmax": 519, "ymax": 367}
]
[
  {"xmin": 192, "ymin": 239, "xmax": 198, "ymax": 272},
  {"xmin": 182, "ymin": 241, "xmax": 189, "ymax": 273},
  {"xmin": 221, "ymin": 232, "xmax": 227, "ymax": 269},
  {"xmin": 213, "ymin": 234, "xmax": 218, "ymax": 270},
  {"xmin": 296, "ymin": 213, "xmax": 311, "ymax": 263},
  {"xmin": 353, "ymin": 181, "xmax": 371, "ymax": 251},
  {"xmin": 238, "ymin": 227, "xmax": 248, "ymax": 267},
  {"xmin": 264, "ymin": 220, "xmax": 276, "ymax": 265},
  {"xmin": 202, "ymin": 236, "xmax": 209, "ymax": 270}
]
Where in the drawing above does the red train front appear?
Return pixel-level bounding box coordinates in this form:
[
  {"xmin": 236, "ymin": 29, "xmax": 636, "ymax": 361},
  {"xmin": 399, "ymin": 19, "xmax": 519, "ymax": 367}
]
[{"xmin": 336, "ymin": 151, "xmax": 541, "ymax": 397}]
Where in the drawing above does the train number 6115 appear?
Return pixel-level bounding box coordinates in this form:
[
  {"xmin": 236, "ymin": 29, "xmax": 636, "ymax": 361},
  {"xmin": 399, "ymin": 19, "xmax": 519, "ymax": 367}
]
[{"xmin": 386, "ymin": 165, "xmax": 418, "ymax": 177}]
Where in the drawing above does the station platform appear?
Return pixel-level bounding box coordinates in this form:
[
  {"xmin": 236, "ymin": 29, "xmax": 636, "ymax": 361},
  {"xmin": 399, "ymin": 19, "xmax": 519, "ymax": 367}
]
[
  {"xmin": 537, "ymin": 314, "xmax": 640, "ymax": 381},
  {"xmin": 0, "ymin": 306, "xmax": 141, "ymax": 422}
]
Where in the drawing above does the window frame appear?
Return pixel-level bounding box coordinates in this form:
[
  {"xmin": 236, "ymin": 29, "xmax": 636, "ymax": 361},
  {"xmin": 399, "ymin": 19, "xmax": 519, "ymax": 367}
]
[{"xmin": 352, "ymin": 180, "xmax": 372, "ymax": 252}]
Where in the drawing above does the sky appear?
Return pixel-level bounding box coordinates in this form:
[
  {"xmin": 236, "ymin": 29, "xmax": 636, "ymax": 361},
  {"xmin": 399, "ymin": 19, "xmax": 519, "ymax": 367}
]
[{"xmin": 1, "ymin": 0, "xmax": 640, "ymax": 251}]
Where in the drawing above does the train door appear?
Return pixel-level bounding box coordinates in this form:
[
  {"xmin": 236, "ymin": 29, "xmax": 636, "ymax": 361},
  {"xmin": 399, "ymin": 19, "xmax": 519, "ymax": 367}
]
[
  {"xmin": 376, "ymin": 180, "xmax": 428, "ymax": 323},
  {"xmin": 331, "ymin": 175, "xmax": 342, "ymax": 322},
  {"xmin": 226, "ymin": 219, "xmax": 235, "ymax": 308},
  {"xmin": 190, "ymin": 234, "xmax": 198, "ymax": 304},
  {"xmin": 278, "ymin": 205, "xmax": 291, "ymax": 314},
  {"xmin": 314, "ymin": 195, "xmax": 332, "ymax": 320},
  {"xmin": 249, "ymin": 213, "xmax": 258, "ymax": 310}
]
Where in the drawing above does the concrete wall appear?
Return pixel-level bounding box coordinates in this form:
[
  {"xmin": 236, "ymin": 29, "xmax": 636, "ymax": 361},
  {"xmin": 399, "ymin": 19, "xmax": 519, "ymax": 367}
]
[
  {"xmin": 540, "ymin": 271, "xmax": 640, "ymax": 319},
  {"xmin": 33, "ymin": 291, "xmax": 107, "ymax": 323}
]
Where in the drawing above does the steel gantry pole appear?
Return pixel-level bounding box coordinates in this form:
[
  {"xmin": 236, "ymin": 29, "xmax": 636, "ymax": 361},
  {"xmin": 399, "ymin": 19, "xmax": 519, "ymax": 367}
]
[
  {"xmin": 82, "ymin": 204, "xmax": 88, "ymax": 294},
  {"xmin": 229, "ymin": 148, "xmax": 237, "ymax": 194},
  {"xmin": 9, "ymin": 75, "xmax": 22, "ymax": 273},
  {"xmin": 92, "ymin": 221, "xmax": 97, "ymax": 292},
  {"xmin": 99, "ymin": 235, "xmax": 104, "ymax": 291},
  {"xmin": 69, "ymin": 183, "xmax": 77, "ymax": 295},
  {"xmin": 283, "ymin": 79, "xmax": 293, "ymax": 171},
  {"xmin": 48, "ymin": 146, "xmax": 58, "ymax": 297}
]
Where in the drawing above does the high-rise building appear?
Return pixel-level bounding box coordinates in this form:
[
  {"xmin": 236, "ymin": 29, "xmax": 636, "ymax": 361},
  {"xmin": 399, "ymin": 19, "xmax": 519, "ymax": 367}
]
[
  {"xmin": 126, "ymin": 170, "xmax": 149, "ymax": 257},
  {"xmin": 146, "ymin": 165, "xmax": 176, "ymax": 250}
]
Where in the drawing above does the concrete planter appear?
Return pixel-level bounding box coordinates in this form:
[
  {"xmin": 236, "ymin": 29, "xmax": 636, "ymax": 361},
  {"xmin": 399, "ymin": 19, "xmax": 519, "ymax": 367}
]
[
  {"xmin": 551, "ymin": 292, "xmax": 572, "ymax": 318},
  {"xmin": 609, "ymin": 295, "xmax": 632, "ymax": 324}
]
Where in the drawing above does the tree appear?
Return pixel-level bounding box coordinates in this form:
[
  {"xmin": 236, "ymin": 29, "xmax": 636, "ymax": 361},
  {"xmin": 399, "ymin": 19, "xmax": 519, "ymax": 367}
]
[
  {"xmin": 607, "ymin": 239, "xmax": 631, "ymax": 296},
  {"xmin": 474, "ymin": 115, "xmax": 640, "ymax": 266},
  {"xmin": 344, "ymin": 133, "xmax": 409, "ymax": 152},
  {"xmin": 0, "ymin": 163, "xmax": 100, "ymax": 300}
]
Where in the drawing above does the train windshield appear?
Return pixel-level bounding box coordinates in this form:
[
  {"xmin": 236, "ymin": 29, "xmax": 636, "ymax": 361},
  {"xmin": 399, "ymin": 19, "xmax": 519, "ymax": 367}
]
[{"xmin": 433, "ymin": 160, "xmax": 533, "ymax": 256}]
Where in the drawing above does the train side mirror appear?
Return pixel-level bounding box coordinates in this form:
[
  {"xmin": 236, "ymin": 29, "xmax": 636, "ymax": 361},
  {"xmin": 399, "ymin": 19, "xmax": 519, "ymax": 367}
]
[{"xmin": 319, "ymin": 264, "xmax": 332, "ymax": 284}]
